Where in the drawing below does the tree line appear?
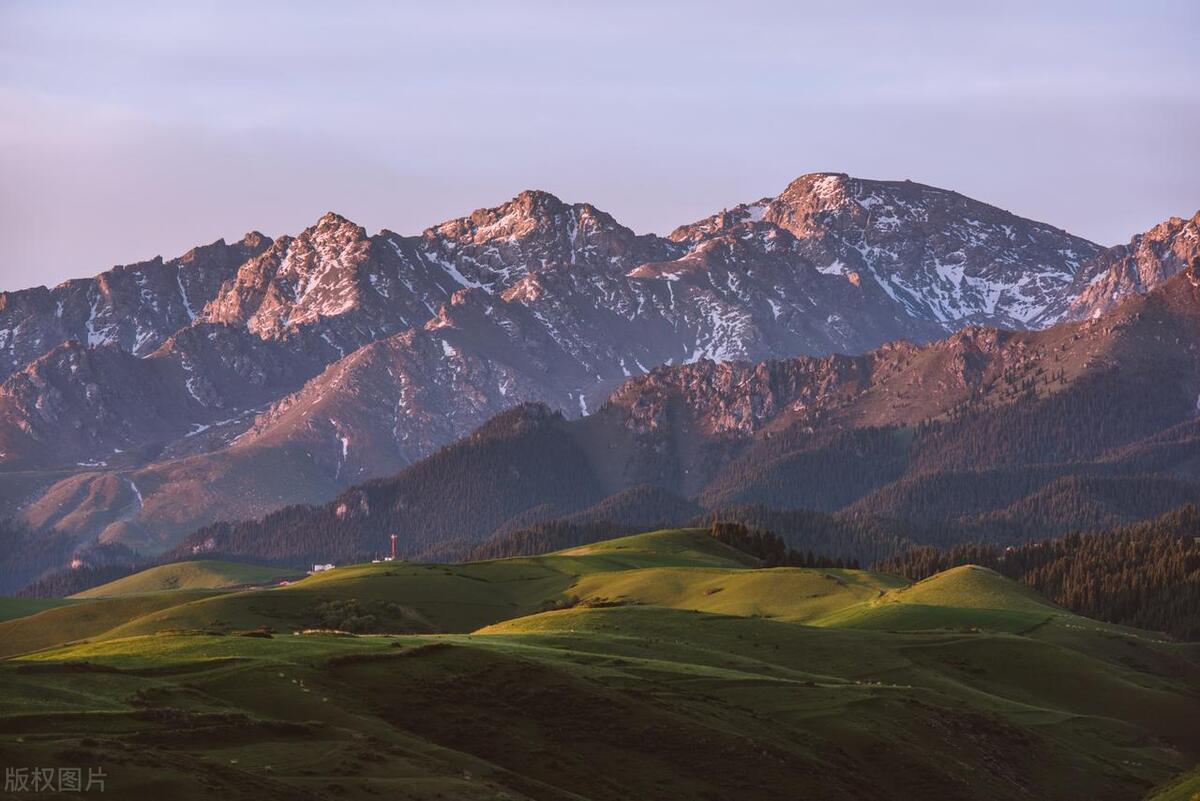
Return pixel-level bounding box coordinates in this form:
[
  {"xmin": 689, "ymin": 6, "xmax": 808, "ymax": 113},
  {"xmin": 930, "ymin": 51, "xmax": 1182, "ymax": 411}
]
[
  {"xmin": 877, "ymin": 505, "xmax": 1200, "ymax": 639},
  {"xmin": 709, "ymin": 521, "xmax": 861, "ymax": 569}
]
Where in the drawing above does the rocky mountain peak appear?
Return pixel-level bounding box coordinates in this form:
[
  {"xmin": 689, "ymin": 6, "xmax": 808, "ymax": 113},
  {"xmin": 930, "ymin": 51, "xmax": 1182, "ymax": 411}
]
[
  {"xmin": 417, "ymin": 191, "xmax": 673, "ymax": 294},
  {"xmin": 431, "ymin": 190, "xmax": 621, "ymax": 249},
  {"xmin": 201, "ymin": 212, "xmax": 375, "ymax": 336},
  {"xmin": 695, "ymin": 173, "xmax": 1102, "ymax": 328},
  {"xmin": 0, "ymin": 235, "xmax": 270, "ymax": 379},
  {"xmin": 176, "ymin": 232, "xmax": 273, "ymax": 270},
  {"xmin": 312, "ymin": 211, "xmax": 366, "ymax": 237},
  {"xmin": 770, "ymin": 174, "xmax": 973, "ymax": 238},
  {"xmin": 1062, "ymin": 210, "xmax": 1200, "ymax": 322},
  {"xmin": 238, "ymin": 230, "xmax": 271, "ymax": 250},
  {"xmin": 666, "ymin": 198, "xmax": 775, "ymax": 244},
  {"xmin": 511, "ymin": 188, "xmax": 570, "ymax": 215},
  {"xmin": 773, "ymin": 171, "xmax": 855, "ymax": 215}
]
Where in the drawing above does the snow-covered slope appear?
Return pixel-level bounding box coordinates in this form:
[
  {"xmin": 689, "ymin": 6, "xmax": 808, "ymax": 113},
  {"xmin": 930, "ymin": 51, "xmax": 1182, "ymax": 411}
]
[
  {"xmin": 0, "ymin": 233, "xmax": 270, "ymax": 379},
  {"xmin": 667, "ymin": 173, "xmax": 1103, "ymax": 329},
  {"xmin": 1059, "ymin": 211, "xmax": 1200, "ymax": 322}
]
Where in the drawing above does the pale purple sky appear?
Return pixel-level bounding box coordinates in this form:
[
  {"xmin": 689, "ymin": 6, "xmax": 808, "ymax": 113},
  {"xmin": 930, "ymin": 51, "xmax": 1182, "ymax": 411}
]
[{"xmin": 1, "ymin": 1, "xmax": 1197, "ymax": 292}]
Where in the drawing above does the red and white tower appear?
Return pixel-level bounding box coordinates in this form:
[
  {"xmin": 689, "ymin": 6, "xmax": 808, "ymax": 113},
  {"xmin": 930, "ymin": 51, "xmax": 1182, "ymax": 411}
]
[{"xmin": 390, "ymin": 533, "xmax": 398, "ymax": 561}]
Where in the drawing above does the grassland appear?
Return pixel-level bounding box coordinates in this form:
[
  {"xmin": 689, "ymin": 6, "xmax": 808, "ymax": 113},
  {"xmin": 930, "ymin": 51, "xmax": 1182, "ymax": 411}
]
[
  {"xmin": 1146, "ymin": 767, "xmax": 1200, "ymax": 801},
  {"xmin": 0, "ymin": 596, "xmax": 73, "ymax": 622},
  {"xmin": 72, "ymin": 560, "xmax": 300, "ymax": 598},
  {"xmin": 0, "ymin": 529, "xmax": 1196, "ymax": 800}
]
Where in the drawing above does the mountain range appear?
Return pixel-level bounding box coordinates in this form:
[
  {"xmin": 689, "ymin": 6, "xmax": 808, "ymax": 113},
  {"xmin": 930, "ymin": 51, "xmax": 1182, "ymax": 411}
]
[
  {"xmin": 1, "ymin": 173, "xmax": 1197, "ymax": 590},
  {"xmin": 149, "ymin": 261, "xmax": 1200, "ymax": 571}
]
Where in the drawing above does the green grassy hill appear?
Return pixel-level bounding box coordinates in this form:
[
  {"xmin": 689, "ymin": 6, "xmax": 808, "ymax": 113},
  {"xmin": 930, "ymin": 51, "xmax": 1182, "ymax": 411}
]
[
  {"xmin": 1146, "ymin": 767, "xmax": 1200, "ymax": 801},
  {"xmin": 72, "ymin": 560, "xmax": 300, "ymax": 598},
  {"xmin": 813, "ymin": 563, "xmax": 1065, "ymax": 632},
  {"xmin": 0, "ymin": 596, "xmax": 73, "ymax": 622},
  {"xmin": 552, "ymin": 527, "xmax": 761, "ymax": 568},
  {"xmin": 1, "ymin": 528, "xmax": 1197, "ymax": 800},
  {"xmin": 879, "ymin": 563, "xmax": 1058, "ymax": 612},
  {"xmin": 0, "ymin": 590, "xmax": 225, "ymax": 658}
]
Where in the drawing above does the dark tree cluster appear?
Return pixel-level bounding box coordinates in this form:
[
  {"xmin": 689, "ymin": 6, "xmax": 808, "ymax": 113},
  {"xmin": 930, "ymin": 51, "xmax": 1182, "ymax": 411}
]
[
  {"xmin": 701, "ymin": 506, "xmax": 909, "ymax": 565},
  {"xmin": 877, "ymin": 505, "xmax": 1200, "ymax": 639},
  {"xmin": 0, "ymin": 521, "xmax": 141, "ymax": 597},
  {"xmin": 312, "ymin": 599, "xmax": 427, "ymax": 634},
  {"xmin": 709, "ymin": 522, "xmax": 860, "ymax": 569},
  {"xmin": 464, "ymin": 504, "xmax": 906, "ymax": 565},
  {"xmin": 467, "ymin": 521, "xmax": 639, "ymax": 561},
  {"xmin": 18, "ymin": 561, "xmax": 139, "ymax": 598},
  {"xmin": 0, "ymin": 521, "xmax": 75, "ymax": 594}
]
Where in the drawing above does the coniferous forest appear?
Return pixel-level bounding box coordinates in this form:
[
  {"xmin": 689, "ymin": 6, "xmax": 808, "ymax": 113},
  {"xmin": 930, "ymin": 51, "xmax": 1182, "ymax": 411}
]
[{"xmin": 878, "ymin": 505, "xmax": 1200, "ymax": 639}]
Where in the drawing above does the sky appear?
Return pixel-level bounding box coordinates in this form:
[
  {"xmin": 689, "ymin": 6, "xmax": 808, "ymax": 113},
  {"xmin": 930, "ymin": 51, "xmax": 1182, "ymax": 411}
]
[{"xmin": 1, "ymin": 1, "xmax": 1197, "ymax": 292}]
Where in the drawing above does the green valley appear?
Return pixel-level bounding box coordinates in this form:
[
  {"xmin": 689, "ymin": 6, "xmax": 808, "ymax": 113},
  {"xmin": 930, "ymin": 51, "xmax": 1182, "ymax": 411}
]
[{"xmin": 0, "ymin": 529, "xmax": 1196, "ymax": 800}]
